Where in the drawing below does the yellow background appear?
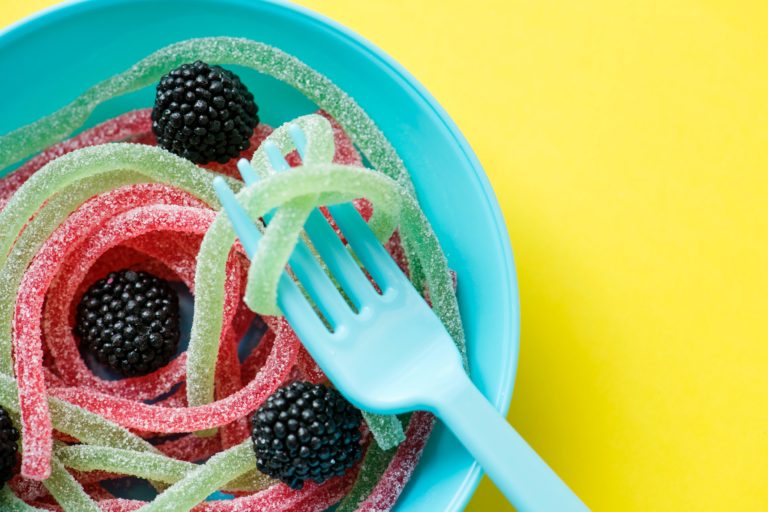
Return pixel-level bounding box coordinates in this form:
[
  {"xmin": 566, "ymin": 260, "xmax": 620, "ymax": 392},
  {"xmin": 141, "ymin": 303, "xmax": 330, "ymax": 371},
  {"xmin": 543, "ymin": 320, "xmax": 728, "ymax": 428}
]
[{"xmin": 2, "ymin": 1, "xmax": 767, "ymax": 510}]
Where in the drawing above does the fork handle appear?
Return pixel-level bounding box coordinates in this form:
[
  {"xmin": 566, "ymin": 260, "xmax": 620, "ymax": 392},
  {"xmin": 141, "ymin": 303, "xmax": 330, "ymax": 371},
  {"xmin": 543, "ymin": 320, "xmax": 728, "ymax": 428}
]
[{"xmin": 433, "ymin": 372, "xmax": 589, "ymax": 511}]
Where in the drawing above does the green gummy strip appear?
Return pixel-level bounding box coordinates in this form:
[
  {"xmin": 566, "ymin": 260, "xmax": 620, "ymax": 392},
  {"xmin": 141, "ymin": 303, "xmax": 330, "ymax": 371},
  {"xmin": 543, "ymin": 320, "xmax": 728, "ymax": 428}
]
[
  {"xmin": 187, "ymin": 114, "xmax": 335, "ymax": 411},
  {"xmin": 0, "ymin": 486, "xmax": 46, "ymax": 511},
  {"xmin": 135, "ymin": 440, "xmax": 255, "ymax": 512},
  {"xmin": 55, "ymin": 445, "xmax": 273, "ymax": 492},
  {"xmin": 336, "ymin": 439, "xmax": 398, "ymax": 512},
  {"xmin": 55, "ymin": 445, "xmax": 186, "ymax": 484},
  {"xmin": 357, "ymin": 413, "xmax": 404, "ymax": 452},
  {"xmin": 42, "ymin": 456, "xmax": 99, "ymax": 512},
  {"xmin": 0, "ymin": 143, "xmax": 229, "ymax": 274}
]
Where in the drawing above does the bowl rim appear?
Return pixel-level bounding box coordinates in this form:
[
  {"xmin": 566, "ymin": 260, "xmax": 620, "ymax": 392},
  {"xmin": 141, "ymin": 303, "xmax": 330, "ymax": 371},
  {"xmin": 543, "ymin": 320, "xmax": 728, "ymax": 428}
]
[{"xmin": 0, "ymin": 1, "xmax": 520, "ymax": 510}]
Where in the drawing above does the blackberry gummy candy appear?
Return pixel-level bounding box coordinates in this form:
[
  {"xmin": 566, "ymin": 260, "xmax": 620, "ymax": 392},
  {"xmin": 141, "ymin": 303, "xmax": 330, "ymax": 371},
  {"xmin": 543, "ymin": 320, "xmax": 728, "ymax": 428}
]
[
  {"xmin": 153, "ymin": 61, "xmax": 259, "ymax": 164},
  {"xmin": 76, "ymin": 270, "xmax": 181, "ymax": 377},
  {"xmin": 251, "ymin": 382, "xmax": 363, "ymax": 490}
]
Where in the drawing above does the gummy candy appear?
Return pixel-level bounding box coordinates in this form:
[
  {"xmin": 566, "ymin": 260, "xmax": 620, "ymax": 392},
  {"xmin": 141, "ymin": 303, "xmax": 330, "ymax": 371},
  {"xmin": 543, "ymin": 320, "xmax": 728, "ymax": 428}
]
[
  {"xmin": 356, "ymin": 412, "xmax": 434, "ymax": 511},
  {"xmin": 0, "ymin": 109, "xmax": 153, "ymax": 211},
  {"xmin": 42, "ymin": 457, "xmax": 99, "ymax": 512},
  {"xmin": 15, "ymin": 203, "xmax": 218, "ymax": 479},
  {"xmin": 0, "ymin": 37, "xmax": 465, "ymax": 365},
  {"xmin": 0, "ymin": 35, "xmax": 470, "ymax": 510},
  {"xmin": 39, "ymin": 184, "xmax": 205, "ymax": 398},
  {"xmin": 49, "ymin": 315, "xmax": 299, "ymax": 433},
  {"xmin": 0, "ymin": 486, "xmax": 36, "ymax": 511},
  {"xmin": 132, "ymin": 440, "xmax": 254, "ymax": 512}
]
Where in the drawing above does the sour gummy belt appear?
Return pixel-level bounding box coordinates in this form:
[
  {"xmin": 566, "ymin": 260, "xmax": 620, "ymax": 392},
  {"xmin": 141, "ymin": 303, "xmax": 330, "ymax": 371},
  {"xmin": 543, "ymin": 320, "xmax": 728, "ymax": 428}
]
[{"xmin": 0, "ymin": 37, "xmax": 466, "ymax": 511}]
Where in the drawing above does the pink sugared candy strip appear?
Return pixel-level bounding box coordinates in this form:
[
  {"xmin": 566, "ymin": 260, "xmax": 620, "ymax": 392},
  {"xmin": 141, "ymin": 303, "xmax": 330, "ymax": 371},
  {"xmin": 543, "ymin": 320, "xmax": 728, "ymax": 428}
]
[
  {"xmin": 357, "ymin": 412, "xmax": 435, "ymax": 511},
  {"xmin": 50, "ymin": 317, "xmax": 300, "ymax": 433},
  {"xmin": 41, "ymin": 185, "xmax": 205, "ymax": 399},
  {"xmin": 0, "ymin": 109, "xmax": 153, "ymax": 211},
  {"xmin": 14, "ymin": 203, "xmax": 216, "ymax": 479}
]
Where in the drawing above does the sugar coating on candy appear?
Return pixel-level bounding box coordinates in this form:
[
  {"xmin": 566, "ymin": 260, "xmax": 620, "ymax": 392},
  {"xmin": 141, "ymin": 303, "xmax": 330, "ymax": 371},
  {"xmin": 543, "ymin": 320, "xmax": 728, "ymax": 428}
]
[
  {"xmin": 0, "ymin": 37, "xmax": 465, "ymax": 369},
  {"xmin": 39, "ymin": 184, "xmax": 204, "ymax": 397},
  {"xmin": 0, "ymin": 485, "xmax": 47, "ymax": 511},
  {"xmin": 0, "ymin": 36, "xmax": 470, "ymax": 511},
  {"xmin": 42, "ymin": 457, "xmax": 99, "ymax": 512},
  {"xmin": 335, "ymin": 440, "xmax": 396, "ymax": 512},
  {"xmin": 132, "ymin": 440, "xmax": 255, "ymax": 512},
  {"xmin": 54, "ymin": 445, "xmax": 269, "ymax": 492},
  {"xmin": 356, "ymin": 412, "xmax": 434, "ymax": 511},
  {"xmin": 14, "ymin": 204, "xmax": 217, "ymax": 479},
  {"xmin": 50, "ymin": 316, "xmax": 299, "ymax": 433},
  {"xmin": 156, "ymin": 433, "xmax": 222, "ymax": 462},
  {"xmin": 0, "ymin": 109, "xmax": 153, "ymax": 211}
]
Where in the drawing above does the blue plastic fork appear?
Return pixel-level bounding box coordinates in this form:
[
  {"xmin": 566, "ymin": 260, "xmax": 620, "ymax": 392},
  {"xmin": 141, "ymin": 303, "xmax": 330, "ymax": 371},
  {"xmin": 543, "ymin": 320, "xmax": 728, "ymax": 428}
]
[{"xmin": 212, "ymin": 127, "xmax": 588, "ymax": 511}]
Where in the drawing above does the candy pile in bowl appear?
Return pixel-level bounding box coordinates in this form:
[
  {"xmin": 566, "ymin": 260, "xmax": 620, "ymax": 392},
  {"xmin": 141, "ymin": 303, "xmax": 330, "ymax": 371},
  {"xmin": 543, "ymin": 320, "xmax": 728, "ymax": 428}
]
[{"xmin": 0, "ymin": 37, "xmax": 465, "ymax": 511}]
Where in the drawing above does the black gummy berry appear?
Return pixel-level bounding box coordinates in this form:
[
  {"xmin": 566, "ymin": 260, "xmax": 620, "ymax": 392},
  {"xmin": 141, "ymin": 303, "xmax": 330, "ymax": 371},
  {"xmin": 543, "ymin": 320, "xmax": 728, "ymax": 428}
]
[
  {"xmin": 0, "ymin": 406, "xmax": 19, "ymax": 485},
  {"xmin": 251, "ymin": 382, "xmax": 363, "ymax": 489},
  {"xmin": 75, "ymin": 270, "xmax": 180, "ymax": 377},
  {"xmin": 152, "ymin": 60, "xmax": 259, "ymax": 164}
]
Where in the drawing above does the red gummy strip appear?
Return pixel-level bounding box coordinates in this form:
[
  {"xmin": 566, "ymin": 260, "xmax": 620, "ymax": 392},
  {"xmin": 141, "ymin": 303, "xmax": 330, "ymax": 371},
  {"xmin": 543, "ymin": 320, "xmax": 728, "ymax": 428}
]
[
  {"xmin": 240, "ymin": 329, "xmax": 275, "ymax": 384},
  {"xmin": 15, "ymin": 205, "xmax": 216, "ymax": 479},
  {"xmin": 217, "ymin": 312, "xmax": 253, "ymax": 449},
  {"xmin": 202, "ymin": 124, "xmax": 274, "ymax": 178},
  {"xmin": 294, "ymin": 346, "xmax": 326, "ymax": 384},
  {"xmin": 28, "ymin": 503, "xmax": 59, "ymax": 511},
  {"xmin": 356, "ymin": 412, "xmax": 435, "ymax": 511},
  {"xmin": 97, "ymin": 500, "xmax": 144, "ymax": 512},
  {"xmin": 121, "ymin": 235, "xmax": 199, "ymax": 287},
  {"xmin": 156, "ymin": 433, "xmax": 222, "ymax": 462},
  {"xmin": 40, "ymin": 185, "xmax": 205, "ymax": 399},
  {"xmin": 75, "ymin": 245, "xmax": 174, "ymax": 291},
  {"xmin": 85, "ymin": 484, "xmax": 115, "ymax": 501},
  {"xmin": 155, "ymin": 383, "xmax": 188, "ymax": 409},
  {"xmin": 0, "ymin": 109, "xmax": 153, "ymax": 211},
  {"xmin": 9, "ymin": 476, "xmax": 47, "ymax": 503},
  {"xmin": 7, "ymin": 470, "xmax": 115, "ymax": 504},
  {"xmin": 50, "ymin": 317, "xmax": 299, "ymax": 433}
]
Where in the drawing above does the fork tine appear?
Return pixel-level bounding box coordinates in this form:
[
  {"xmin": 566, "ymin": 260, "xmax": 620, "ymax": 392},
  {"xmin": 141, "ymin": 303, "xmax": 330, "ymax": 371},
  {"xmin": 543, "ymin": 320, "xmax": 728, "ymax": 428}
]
[
  {"xmin": 303, "ymin": 209, "xmax": 379, "ymax": 308},
  {"xmin": 236, "ymin": 158, "xmax": 259, "ymax": 186},
  {"xmin": 256, "ymin": 128, "xmax": 356, "ymax": 327},
  {"xmin": 212, "ymin": 177, "xmax": 262, "ymax": 259},
  {"xmin": 277, "ymin": 271, "xmax": 334, "ymax": 338},
  {"xmin": 264, "ymin": 141, "xmax": 290, "ymax": 172},
  {"xmin": 327, "ymin": 203, "xmax": 409, "ymax": 292},
  {"xmin": 279, "ymin": 124, "xmax": 382, "ymax": 306},
  {"xmin": 288, "ymin": 240, "xmax": 354, "ymax": 329},
  {"xmin": 214, "ymin": 177, "xmax": 332, "ymax": 336},
  {"xmin": 288, "ymin": 124, "xmax": 307, "ymax": 158}
]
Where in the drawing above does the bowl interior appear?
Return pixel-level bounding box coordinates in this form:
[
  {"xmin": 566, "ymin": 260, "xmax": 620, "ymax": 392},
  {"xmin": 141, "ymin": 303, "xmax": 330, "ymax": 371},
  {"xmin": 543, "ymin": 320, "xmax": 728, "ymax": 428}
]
[{"xmin": 0, "ymin": 1, "xmax": 519, "ymax": 510}]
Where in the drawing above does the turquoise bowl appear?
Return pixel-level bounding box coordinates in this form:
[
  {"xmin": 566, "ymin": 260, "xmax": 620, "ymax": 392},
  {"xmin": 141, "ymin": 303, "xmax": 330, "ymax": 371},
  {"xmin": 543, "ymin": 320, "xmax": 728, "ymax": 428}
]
[{"xmin": 0, "ymin": 1, "xmax": 519, "ymax": 510}]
